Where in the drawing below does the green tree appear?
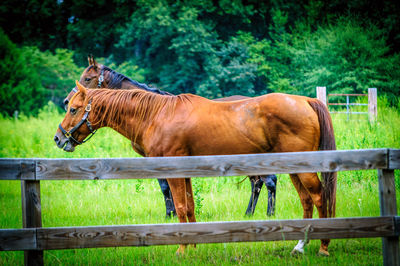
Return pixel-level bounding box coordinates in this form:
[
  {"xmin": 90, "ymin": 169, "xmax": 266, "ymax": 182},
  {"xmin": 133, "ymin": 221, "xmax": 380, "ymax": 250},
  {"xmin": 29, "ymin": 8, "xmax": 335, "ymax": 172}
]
[
  {"xmin": 199, "ymin": 38, "xmax": 257, "ymax": 98},
  {"xmin": 291, "ymin": 18, "xmax": 400, "ymax": 102},
  {"xmin": 19, "ymin": 47, "xmax": 83, "ymax": 107},
  {"xmin": 0, "ymin": 29, "xmax": 46, "ymax": 116},
  {"xmin": 118, "ymin": 1, "xmax": 260, "ymax": 98},
  {"xmin": 0, "ymin": 29, "xmax": 82, "ymax": 116},
  {"xmin": 118, "ymin": 2, "xmax": 216, "ymax": 94},
  {"xmin": 235, "ymin": 9, "xmax": 297, "ymax": 95}
]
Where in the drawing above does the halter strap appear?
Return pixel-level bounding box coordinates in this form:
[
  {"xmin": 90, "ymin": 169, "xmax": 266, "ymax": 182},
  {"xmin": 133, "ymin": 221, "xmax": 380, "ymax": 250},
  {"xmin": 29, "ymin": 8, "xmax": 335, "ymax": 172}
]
[
  {"xmin": 98, "ymin": 68, "xmax": 105, "ymax": 88},
  {"xmin": 70, "ymin": 66, "xmax": 104, "ymax": 98},
  {"xmin": 59, "ymin": 99, "xmax": 97, "ymax": 145}
]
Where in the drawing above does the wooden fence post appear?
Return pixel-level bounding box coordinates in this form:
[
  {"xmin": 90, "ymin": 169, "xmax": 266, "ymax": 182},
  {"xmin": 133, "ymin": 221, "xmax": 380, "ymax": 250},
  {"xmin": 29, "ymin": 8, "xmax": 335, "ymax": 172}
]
[
  {"xmin": 378, "ymin": 169, "xmax": 399, "ymax": 266},
  {"xmin": 368, "ymin": 88, "xmax": 377, "ymax": 123},
  {"xmin": 21, "ymin": 161, "xmax": 43, "ymax": 266},
  {"xmin": 316, "ymin": 86, "xmax": 327, "ymax": 106}
]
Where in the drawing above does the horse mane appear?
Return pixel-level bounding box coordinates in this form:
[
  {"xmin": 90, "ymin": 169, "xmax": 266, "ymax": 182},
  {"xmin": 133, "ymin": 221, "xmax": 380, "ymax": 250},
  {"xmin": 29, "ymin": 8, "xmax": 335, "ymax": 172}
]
[
  {"xmin": 86, "ymin": 88, "xmax": 189, "ymax": 140},
  {"xmin": 89, "ymin": 65, "xmax": 172, "ymax": 96}
]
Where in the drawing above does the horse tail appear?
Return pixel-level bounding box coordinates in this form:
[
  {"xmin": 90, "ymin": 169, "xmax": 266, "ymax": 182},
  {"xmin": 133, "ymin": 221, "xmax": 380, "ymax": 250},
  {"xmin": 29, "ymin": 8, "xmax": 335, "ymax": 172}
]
[{"xmin": 308, "ymin": 99, "xmax": 337, "ymax": 218}]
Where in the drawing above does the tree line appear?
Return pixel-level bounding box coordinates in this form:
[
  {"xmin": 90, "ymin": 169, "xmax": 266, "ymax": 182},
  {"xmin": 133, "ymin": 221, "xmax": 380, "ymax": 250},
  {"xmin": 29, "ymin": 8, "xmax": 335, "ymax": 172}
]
[{"xmin": 0, "ymin": 0, "xmax": 399, "ymax": 116}]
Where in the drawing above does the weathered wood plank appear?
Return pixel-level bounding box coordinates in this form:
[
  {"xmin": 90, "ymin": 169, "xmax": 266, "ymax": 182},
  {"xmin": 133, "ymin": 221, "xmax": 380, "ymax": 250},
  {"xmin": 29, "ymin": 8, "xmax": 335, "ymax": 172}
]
[
  {"xmin": 0, "ymin": 229, "xmax": 36, "ymax": 251},
  {"xmin": 33, "ymin": 149, "xmax": 388, "ymax": 180},
  {"xmin": 36, "ymin": 217, "xmax": 396, "ymax": 250},
  {"xmin": 21, "ymin": 180, "xmax": 43, "ymax": 266},
  {"xmin": 378, "ymin": 169, "xmax": 399, "ymax": 266},
  {"xmin": 21, "ymin": 181, "xmax": 42, "ymax": 229},
  {"xmin": 368, "ymin": 88, "xmax": 378, "ymax": 123},
  {"xmin": 0, "ymin": 149, "xmax": 391, "ymax": 180},
  {"xmin": 0, "ymin": 159, "xmax": 35, "ymax": 180},
  {"xmin": 316, "ymin": 86, "xmax": 327, "ymax": 106},
  {"xmin": 389, "ymin": 149, "xmax": 400, "ymax": 170},
  {"xmin": 379, "ymin": 169, "xmax": 398, "ymax": 217}
]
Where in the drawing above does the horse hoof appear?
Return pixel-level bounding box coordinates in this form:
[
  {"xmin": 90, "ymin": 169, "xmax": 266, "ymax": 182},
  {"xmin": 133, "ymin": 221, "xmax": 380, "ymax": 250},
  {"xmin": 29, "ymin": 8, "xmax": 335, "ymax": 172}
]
[
  {"xmin": 175, "ymin": 249, "xmax": 183, "ymax": 256},
  {"xmin": 291, "ymin": 248, "xmax": 304, "ymax": 256},
  {"xmin": 318, "ymin": 248, "xmax": 330, "ymax": 257},
  {"xmin": 291, "ymin": 239, "xmax": 308, "ymax": 255},
  {"xmin": 176, "ymin": 245, "xmax": 186, "ymax": 255}
]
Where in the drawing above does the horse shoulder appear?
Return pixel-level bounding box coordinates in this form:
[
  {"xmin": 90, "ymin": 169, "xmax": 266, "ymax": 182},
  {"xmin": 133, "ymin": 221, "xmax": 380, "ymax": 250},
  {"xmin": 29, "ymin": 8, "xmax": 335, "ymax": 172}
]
[{"xmin": 141, "ymin": 96, "xmax": 198, "ymax": 156}]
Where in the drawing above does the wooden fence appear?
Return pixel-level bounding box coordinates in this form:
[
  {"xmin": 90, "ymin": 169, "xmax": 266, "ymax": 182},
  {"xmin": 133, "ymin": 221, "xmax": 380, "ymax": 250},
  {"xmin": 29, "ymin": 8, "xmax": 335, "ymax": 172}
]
[
  {"xmin": 316, "ymin": 87, "xmax": 377, "ymax": 122},
  {"xmin": 0, "ymin": 149, "xmax": 399, "ymax": 266}
]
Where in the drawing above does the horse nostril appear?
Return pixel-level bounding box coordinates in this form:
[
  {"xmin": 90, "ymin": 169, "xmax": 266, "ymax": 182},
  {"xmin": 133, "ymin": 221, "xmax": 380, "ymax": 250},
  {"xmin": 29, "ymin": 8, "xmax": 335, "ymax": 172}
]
[{"xmin": 54, "ymin": 135, "xmax": 59, "ymax": 144}]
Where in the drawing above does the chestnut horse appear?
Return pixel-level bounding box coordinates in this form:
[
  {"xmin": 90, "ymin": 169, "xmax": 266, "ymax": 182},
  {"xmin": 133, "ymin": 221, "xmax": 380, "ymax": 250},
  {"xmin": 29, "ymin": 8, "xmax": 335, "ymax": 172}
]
[
  {"xmin": 63, "ymin": 56, "xmax": 277, "ymax": 217},
  {"xmin": 54, "ymin": 81, "xmax": 337, "ymax": 256}
]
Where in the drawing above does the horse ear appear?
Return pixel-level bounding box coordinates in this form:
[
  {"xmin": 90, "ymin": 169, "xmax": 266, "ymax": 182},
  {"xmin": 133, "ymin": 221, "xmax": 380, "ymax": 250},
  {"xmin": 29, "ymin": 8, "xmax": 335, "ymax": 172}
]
[
  {"xmin": 92, "ymin": 57, "xmax": 98, "ymax": 69},
  {"xmin": 75, "ymin": 80, "xmax": 87, "ymax": 95},
  {"xmin": 87, "ymin": 55, "xmax": 92, "ymax": 66}
]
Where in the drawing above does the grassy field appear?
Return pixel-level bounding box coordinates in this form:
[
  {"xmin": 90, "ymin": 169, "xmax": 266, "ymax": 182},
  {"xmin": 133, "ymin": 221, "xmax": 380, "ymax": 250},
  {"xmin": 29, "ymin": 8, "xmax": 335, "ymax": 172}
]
[{"xmin": 0, "ymin": 98, "xmax": 399, "ymax": 265}]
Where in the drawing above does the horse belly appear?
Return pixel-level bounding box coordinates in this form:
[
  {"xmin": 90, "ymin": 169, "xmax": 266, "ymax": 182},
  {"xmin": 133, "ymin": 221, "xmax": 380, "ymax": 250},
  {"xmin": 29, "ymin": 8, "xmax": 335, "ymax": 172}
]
[{"xmin": 186, "ymin": 118, "xmax": 269, "ymax": 156}]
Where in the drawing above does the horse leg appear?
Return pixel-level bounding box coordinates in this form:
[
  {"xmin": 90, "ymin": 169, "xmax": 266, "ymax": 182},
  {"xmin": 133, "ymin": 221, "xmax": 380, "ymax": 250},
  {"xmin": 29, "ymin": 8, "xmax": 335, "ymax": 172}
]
[
  {"xmin": 296, "ymin": 172, "xmax": 330, "ymax": 256},
  {"xmin": 264, "ymin": 175, "xmax": 277, "ymax": 216},
  {"xmin": 245, "ymin": 176, "xmax": 263, "ymax": 216},
  {"xmin": 289, "ymin": 174, "xmax": 314, "ymax": 255},
  {"xmin": 167, "ymin": 178, "xmax": 189, "ymax": 255},
  {"xmin": 184, "ymin": 178, "xmax": 197, "ymax": 249},
  {"xmin": 157, "ymin": 178, "xmax": 176, "ymax": 218},
  {"xmin": 184, "ymin": 178, "xmax": 196, "ymax": 223},
  {"xmin": 267, "ymin": 189, "xmax": 275, "ymax": 216}
]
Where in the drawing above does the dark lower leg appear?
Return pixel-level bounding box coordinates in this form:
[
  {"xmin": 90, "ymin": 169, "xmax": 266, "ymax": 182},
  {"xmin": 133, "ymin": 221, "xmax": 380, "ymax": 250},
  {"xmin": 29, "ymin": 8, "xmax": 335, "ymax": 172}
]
[
  {"xmin": 265, "ymin": 175, "xmax": 277, "ymax": 216},
  {"xmin": 267, "ymin": 190, "xmax": 276, "ymax": 216},
  {"xmin": 157, "ymin": 179, "xmax": 176, "ymax": 217},
  {"xmin": 245, "ymin": 176, "xmax": 263, "ymax": 216}
]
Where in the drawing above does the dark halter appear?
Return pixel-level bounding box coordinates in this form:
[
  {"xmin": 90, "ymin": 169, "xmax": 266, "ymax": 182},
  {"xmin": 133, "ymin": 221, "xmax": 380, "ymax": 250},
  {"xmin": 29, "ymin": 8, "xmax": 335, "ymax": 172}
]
[
  {"xmin": 58, "ymin": 99, "xmax": 97, "ymax": 145},
  {"xmin": 97, "ymin": 68, "xmax": 105, "ymax": 88},
  {"xmin": 60, "ymin": 67, "xmax": 103, "ymax": 144},
  {"xmin": 68, "ymin": 66, "xmax": 104, "ymax": 97}
]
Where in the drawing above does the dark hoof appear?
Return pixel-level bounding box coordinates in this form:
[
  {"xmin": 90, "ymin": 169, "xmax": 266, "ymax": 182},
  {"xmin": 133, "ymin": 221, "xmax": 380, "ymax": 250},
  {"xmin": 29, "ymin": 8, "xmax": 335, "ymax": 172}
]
[{"xmin": 165, "ymin": 211, "xmax": 177, "ymax": 219}]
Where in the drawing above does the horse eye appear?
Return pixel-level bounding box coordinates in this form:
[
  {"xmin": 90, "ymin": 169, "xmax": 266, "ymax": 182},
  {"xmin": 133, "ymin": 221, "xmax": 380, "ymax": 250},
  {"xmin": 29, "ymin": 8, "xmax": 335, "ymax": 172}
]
[
  {"xmin": 70, "ymin": 108, "xmax": 77, "ymax": 115},
  {"xmin": 85, "ymin": 78, "xmax": 91, "ymax": 82}
]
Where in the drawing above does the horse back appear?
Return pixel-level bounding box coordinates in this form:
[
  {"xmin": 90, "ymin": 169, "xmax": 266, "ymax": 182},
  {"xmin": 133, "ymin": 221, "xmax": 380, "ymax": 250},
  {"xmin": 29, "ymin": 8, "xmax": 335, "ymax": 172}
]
[{"xmin": 144, "ymin": 93, "xmax": 322, "ymax": 156}]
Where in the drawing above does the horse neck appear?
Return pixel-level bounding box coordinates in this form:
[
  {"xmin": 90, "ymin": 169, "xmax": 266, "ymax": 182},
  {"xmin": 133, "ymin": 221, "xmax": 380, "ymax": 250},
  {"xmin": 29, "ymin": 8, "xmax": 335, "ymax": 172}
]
[
  {"xmin": 102, "ymin": 67, "xmax": 171, "ymax": 95},
  {"xmin": 89, "ymin": 89, "xmax": 176, "ymax": 144},
  {"xmin": 122, "ymin": 80, "xmax": 146, "ymax": 92}
]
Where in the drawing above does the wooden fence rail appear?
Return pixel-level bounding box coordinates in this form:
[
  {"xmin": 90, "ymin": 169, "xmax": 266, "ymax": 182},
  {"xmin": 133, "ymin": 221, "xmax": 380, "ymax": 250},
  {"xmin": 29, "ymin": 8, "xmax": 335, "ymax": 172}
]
[
  {"xmin": 0, "ymin": 149, "xmax": 399, "ymax": 266},
  {"xmin": 0, "ymin": 149, "xmax": 397, "ymax": 180},
  {"xmin": 1, "ymin": 217, "xmax": 398, "ymax": 251}
]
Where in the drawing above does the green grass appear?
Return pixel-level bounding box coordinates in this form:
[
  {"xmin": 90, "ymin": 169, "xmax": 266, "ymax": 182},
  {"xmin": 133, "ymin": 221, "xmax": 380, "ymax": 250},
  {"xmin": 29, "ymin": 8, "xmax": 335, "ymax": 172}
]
[{"xmin": 0, "ymin": 99, "xmax": 399, "ymax": 265}]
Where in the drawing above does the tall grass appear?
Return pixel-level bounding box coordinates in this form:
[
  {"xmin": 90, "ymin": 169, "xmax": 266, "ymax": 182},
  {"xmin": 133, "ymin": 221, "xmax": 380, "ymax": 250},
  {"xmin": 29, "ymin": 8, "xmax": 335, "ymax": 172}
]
[{"xmin": 0, "ymin": 98, "xmax": 399, "ymax": 265}]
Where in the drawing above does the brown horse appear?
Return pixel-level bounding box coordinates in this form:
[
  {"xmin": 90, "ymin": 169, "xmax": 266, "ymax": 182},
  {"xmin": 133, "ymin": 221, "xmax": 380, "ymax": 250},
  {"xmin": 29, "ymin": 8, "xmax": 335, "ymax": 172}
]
[
  {"xmin": 63, "ymin": 57, "xmax": 278, "ymax": 217},
  {"xmin": 54, "ymin": 81, "xmax": 337, "ymax": 256}
]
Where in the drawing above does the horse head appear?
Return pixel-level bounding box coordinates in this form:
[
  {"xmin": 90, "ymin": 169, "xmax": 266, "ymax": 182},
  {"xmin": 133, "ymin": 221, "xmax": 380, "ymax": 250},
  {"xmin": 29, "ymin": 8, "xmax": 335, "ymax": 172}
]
[
  {"xmin": 55, "ymin": 81, "xmax": 97, "ymax": 152},
  {"xmin": 63, "ymin": 55, "xmax": 105, "ymax": 110},
  {"xmin": 63, "ymin": 56, "xmax": 173, "ymax": 110}
]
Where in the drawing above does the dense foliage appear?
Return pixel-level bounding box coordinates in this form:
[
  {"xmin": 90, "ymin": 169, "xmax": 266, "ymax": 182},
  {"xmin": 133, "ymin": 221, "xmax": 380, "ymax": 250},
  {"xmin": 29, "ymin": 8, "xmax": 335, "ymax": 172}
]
[{"xmin": 0, "ymin": 0, "xmax": 399, "ymax": 116}]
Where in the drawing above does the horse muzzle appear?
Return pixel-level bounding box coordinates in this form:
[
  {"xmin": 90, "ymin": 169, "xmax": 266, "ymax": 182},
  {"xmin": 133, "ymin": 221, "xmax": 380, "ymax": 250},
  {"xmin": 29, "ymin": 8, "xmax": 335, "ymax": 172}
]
[{"xmin": 54, "ymin": 132, "xmax": 75, "ymax": 152}]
